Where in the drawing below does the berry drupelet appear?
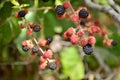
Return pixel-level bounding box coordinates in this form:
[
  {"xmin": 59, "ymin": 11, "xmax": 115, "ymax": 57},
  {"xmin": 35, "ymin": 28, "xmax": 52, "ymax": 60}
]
[
  {"xmin": 55, "ymin": 5, "xmax": 65, "ymax": 15},
  {"xmin": 83, "ymin": 44, "xmax": 93, "ymax": 55},
  {"xmin": 22, "ymin": 46, "xmax": 30, "ymax": 52},
  {"xmin": 32, "ymin": 46, "xmax": 39, "ymax": 53},
  {"xmin": 33, "ymin": 25, "xmax": 41, "ymax": 32},
  {"xmin": 48, "ymin": 62, "xmax": 57, "ymax": 70},
  {"xmin": 78, "ymin": 9, "xmax": 89, "ymax": 18}
]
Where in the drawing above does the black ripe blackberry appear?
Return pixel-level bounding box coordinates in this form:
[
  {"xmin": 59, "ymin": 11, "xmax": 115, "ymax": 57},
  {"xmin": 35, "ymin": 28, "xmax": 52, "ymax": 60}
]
[
  {"xmin": 33, "ymin": 25, "xmax": 41, "ymax": 32},
  {"xmin": 18, "ymin": 10, "xmax": 26, "ymax": 17},
  {"xmin": 22, "ymin": 46, "xmax": 29, "ymax": 52},
  {"xmin": 46, "ymin": 37, "xmax": 53, "ymax": 44},
  {"xmin": 55, "ymin": 5, "xmax": 65, "ymax": 15},
  {"xmin": 111, "ymin": 40, "xmax": 117, "ymax": 46},
  {"xmin": 83, "ymin": 44, "xmax": 93, "ymax": 55},
  {"xmin": 78, "ymin": 9, "xmax": 89, "ymax": 18},
  {"xmin": 32, "ymin": 46, "xmax": 39, "ymax": 53},
  {"xmin": 42, "ymin": 0, "xmax": 49, "ymax": 2},
  {"xmin": 80, "ymin": 20, "xmax": 86, "ymax": 26},
  {"xmin": 48, "ymin": 62, "xmax": 57, "ymax": 70}
]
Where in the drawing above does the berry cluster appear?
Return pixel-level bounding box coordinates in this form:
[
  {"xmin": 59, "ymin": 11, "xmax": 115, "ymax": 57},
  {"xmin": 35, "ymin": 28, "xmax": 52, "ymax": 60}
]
[
  {"xmin": 14, "ymin": 8, "xmax": 57, "ymax": 70},
  {"xmin": 55, "ymin": 1, "xmax": 117, "ymax": 55}
]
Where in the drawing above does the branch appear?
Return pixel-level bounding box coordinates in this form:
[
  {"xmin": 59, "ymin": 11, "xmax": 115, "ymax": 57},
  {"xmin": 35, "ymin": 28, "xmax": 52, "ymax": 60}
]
[
  {"xmin": 84, "ymin": 0, "xmax": 120, "ymax": 24},
  {"xmin": 0, "ymin": 61, "xmax": 31, "ymax": 65},
  {"xmin": 93, "ymin": 50, "xmax": 111, "ymax": 73}
]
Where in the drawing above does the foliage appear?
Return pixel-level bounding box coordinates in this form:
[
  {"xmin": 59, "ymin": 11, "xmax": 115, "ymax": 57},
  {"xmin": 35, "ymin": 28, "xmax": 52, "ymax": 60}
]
[{"xmin": 0, "ymin": 0, "xmax": 120, "ymax": 80}]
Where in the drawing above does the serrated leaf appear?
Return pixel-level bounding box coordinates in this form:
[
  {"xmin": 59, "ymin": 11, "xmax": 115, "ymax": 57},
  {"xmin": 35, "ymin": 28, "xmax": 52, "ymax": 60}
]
[
  {"xmin": 60, "ymin": 46, "xmax": 85, "ymax": 80},
  {"xmin": 10, "ymin": 0, "xmax": 19, "ymax": 6},
  {"xmin": 20, "ymin": 4, "xmax": 30, "ymax": 8}
]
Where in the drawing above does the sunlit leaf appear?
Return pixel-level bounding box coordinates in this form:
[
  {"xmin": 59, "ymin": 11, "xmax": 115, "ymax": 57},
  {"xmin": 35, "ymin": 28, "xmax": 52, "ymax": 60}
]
[
  {"xmin": 60, "ymin": 46, "xmax": 85, "ymax": 80},
  {"xmin": 10, "ymin": 0, "xmax": 19, "ymax": 6},
  {"xmin": 20, "ymin": 4, "xmax": 30, "ymax": 8}
]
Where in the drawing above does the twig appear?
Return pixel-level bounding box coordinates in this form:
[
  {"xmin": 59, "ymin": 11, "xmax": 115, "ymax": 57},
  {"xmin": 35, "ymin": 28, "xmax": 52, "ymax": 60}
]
[
  {"xmin": 0, "ymin": 61, "xmax": 31, "ymax": 66},
  {"xmin": 84, "ymin": 0, "xmax": 120, "ymax": 25},
  {"xmin": 93, "ymin": 50, "xmax": 111, "ymax": 73}
]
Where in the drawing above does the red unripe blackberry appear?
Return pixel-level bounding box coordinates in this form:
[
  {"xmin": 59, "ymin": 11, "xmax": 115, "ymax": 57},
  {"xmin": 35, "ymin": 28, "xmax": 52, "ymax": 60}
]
[
  {"xmin": 48, "ymin": 62, "xmax": 57, "ymax": 70},
  {"xmin": 111, "ymin": 40, "xmax": 117, "ymax": 46},
  {"xmin": 40, "ymin": 56, "xmax": 46, "ymax": 63},
  {"xmin": 88, "ymin": 36, "xmax": 96, "ymax": 45},
  {"xmin": 32, "ymin": 46, "xmax": 39, "ymax": 53},
  {"xmin": 33, "ymin": 25, "xmax": 41, "ymax": 32},
  {"xmin": 83, "ymin": 44, "xmax": 93, "ymax": 55},
  {"xmin": 39, "ymin": 63, "xmax": 47, "ymax": 70},
  {"xmin": 26, "ymin": 29, "xmax": 32, "ymax": 36},
  {"xmin": 43, "ymin": 50, "xmax": 53, "ymax": 58},
  {"xmin": 18, "ymin": 10, "xmax": 27, "ymax": 17},
  {"xmin": 22, "ymin": 46, "xmax": 29, "ymax": 52},
  {"xmin": 79, "ymin": 38, "xmax": 87, "ymax": 47},
  {"xmin": 63, "ymin": 32, "xmax": 69, "ymax": 39},
  {"xmin": 38, "ymin": 38, "xmax": 47, "ymax": 46},
  {"xmin": 78, "ymin": 9, "xmax": 89, "ymax": 18},
  {"xmin": 55, "ymin": 5, "xmax": 65, "ymax": 15},
  {"xmin": 94, "ymin": 19, "xmax": 99, "ymax": 25},
  {"xmin": 91, "ymin": 26, "xmax": 100, "ymax": 34},
  {"xmin": 71, "ymin": 15, "xmax": 79, "ymax": 22},
  {"xmin": 22, "ymin": 40, "xmax": 27, "ymax": 46},
  {"xmin": 63, "ymin": 1, "xmax": 70, "ymax": 9},
  {"xmin": 77, "ymin": 31, "xmax": 84, "ymax": 37},
  {"xmin": 66, "ymin": 27, "xmax": 74, "ymax": 36},
  {"xmin": 70, "ymin": 35, "xmax": 79, "ymax": 44},
  {"xmin": 42, "ymin": 0, "xmax": 49, "ymax": 2}
]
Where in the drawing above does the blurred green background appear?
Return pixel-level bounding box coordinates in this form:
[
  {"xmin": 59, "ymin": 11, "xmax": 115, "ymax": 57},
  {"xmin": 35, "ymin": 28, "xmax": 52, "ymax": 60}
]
[{"xmin": 0, "ymin": 0, "xmax": 120, "ymax": 80}]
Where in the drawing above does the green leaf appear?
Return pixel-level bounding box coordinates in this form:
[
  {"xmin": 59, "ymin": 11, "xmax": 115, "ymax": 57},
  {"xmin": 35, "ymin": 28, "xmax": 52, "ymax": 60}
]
[
  {"xmin": 0, "ymin": 21, "xmax": 12, "ymax": 47},
  {"xmin": 20, "ymin": 4, "xmax": 30, "ymax": 8},
  {"xmin": 60, "ymin": 46, "xmax": 85, "ymax": 80},
  {"xmin": 10, "ymin": 0, "xmax": 19, "ymax": 6},
  {"xmin": 15, "ymin": 29, "xmax": 29, "ymax": 56},
  {"xmin": 0, "ymin": 2, "xmax": 13, "ymax": 21},
  {"xmin": 55, "ymin": 0, "xmax": 63, "ymax": 6},
  {"xmin": 98, "ymin": 0, "xmax": 108, "ymax": 5},
  {"xmin": 9, "ymin": 17, "xmax": 21, "ymax": 37}
]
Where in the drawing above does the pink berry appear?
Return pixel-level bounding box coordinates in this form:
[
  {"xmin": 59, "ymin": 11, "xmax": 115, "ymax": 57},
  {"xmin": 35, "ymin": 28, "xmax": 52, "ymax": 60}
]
[
  {"xmin": 63, "ymin": 32, "xmax": 69, "ymax": 39},
  {"xmin": 66, "ymin": 27, "xmax": 74, "ymax": 36},
  {"xmin": 39, "ymin": 63, "xmax": 47, "ymax": 70},
  {"xmin": 70, "ymin": 35, "xmax": 79, "ymax": 44},
  {"xmin": 43, "ymin": 50, "xmax": 53, "ymax": 59},
  {"xmin": 88, "ymin": 36, "xmax": 96, "ymax": 45},
  {"xmin": 71, "ymin": 15, "xmax": 79, "ymax": 22},
  {"xmin": 94, "ymin": 19, "xmax": 99, "ymax": 25},
  {"xmin": 40, "ymin": 56, "xmax": 46, "ymax": 63},
  {"xmin": 77, "ymin": 31, "xmax": 84, "ymax": 37},
  {"xmin": 22, "ymin": 40, "xmax": 27, "ymax": 46},
  {"xmin": 26, "ymin": 29, "xmax": 32, "ymax": 36},
  {"xmin": 63, "ymin": 1, "xmax": 70, "ymax": 9},
  {"xmin": 38, "ymin": 38, "xmax": 47, "ymax": 46},
  {"xmin": 79, "ymin": 38, "xmax": 87, "ymax": 46},
  {"xmin": 91, "ymin": 26, "xmax": 100, "ymax": 34}
]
